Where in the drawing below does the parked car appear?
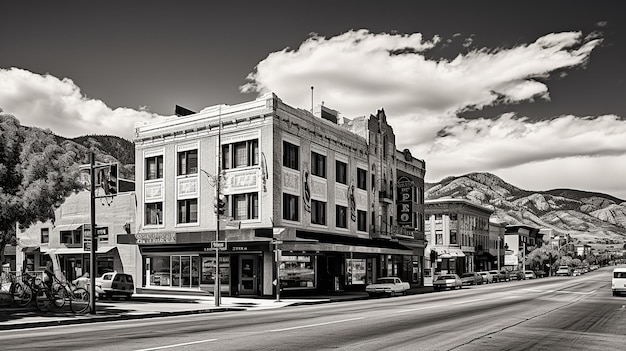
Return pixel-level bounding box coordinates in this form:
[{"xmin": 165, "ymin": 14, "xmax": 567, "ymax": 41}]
[
  {"xmin": 365, "ymin": 277, "xmax": 410, "ymax": 297},
  {"xmin": 488, "ymin": 270, "xmax": 510, "ymax": 282},
  {"xmin": 524, "ymin": 270, "xmax": 536, "ymax": 279},
  {"xmin": 534, "ymin": 270, "xmax": 547, "ymax": 278},
  {"xmin": 460, "ymin": 272, "xmax": 483, "ymax": 286},
  {"xmin": 433, "ymin": 274, "xmax": 463, "ymax": 291},
  {"xmin": 95, "ymin": 272, "xmax": 134, "ymax": 300},
  {"xmin": 572, "ymin": 269, "xmax": 581, "ymax": 276},
  {"xmin": 477, "ymin": 271, "xmax": 494, "ymax": 284},
  {"xmin": 508, "ymin": 270, "xmax": 525, "ymax": 280},
  {"xmin": 612, "ymin": 267, "xmax": 626, "ymax": 296},
  {"xmin": 556, "ymin": 265, "xmax": 571, "ymax": 277}
]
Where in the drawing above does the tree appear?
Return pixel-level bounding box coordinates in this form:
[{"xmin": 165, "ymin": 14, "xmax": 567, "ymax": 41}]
[{"xmin": 0, "ymin": 113, "xmax": 83, "ymax": 263}]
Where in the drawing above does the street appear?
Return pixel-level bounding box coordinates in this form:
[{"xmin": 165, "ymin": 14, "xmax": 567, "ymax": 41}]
[{"xmin": 1, "ymin": 267, "xmax": 624, "ymax": 351}]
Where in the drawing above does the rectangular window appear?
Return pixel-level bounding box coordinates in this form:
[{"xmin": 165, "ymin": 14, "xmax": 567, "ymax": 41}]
[
  {"xmin": 283, "ymin": 141, "xmax": 299, "ymax": 170},
  {"xmin": 232, "ymin": 193, "xmax": 259, "ymax": 220},
  {"xmin": 336, "ymin": 160, "xmax": 347, "ymax": 184},
  {"xmin": 61, "ymin": 228, "xmax": 83, "ymax": 246},
  {"xmin": 145, "ymin": 155, "xmax": 164, "ymax": 180},
  {"xmin": 336, "ymin": 205, "xmax": 347, "ymax": 228},
  {"xmin": 40, "ymin": 228, "xmax": 49, "ymax": 244},
  {"xmin": 145, "ymin": 202, "xmax": 163, "ymax": 225},
  {"xmin": 283, "ymin": 193, "xmax": 299, "ymax": 221},
  {"xmin": 177, "ymin": 149, "xmax": 198, "ymax": 176},
  {"xmin": 222, "ymin": 139, "xmax": 259, "ymax": 169},
  {"xmin": 311, "ymin": 200, "xmax": 326, "ymax": 225},
  {"xmin": 178, "ymin": 199, "xmax": 198, "ymax": 224},
  {"xmin": 357, "ymin": 210, "xmax": 367, "ymax": 232},
  {"xmin": 311, "ymin": 152, "xmax": 326, "ymax": 178},
  {"xmin": 436, "ymin": 230, "xmax": 443, "ymax": 245},
  {"xmin": 357, "ymin": 168, "xmax": 367, "ymax": 190},
  {"xmin": 450, "ymin": 229, "xmax": 457, "ymax": 245}
]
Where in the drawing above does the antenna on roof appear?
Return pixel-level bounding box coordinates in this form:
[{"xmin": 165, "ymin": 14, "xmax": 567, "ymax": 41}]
[{"xmin": 310, "ymin": 86, "xmax": 314, "ymax": 113}]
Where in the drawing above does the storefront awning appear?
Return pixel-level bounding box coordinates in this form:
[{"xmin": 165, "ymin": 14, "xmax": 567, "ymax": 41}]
[
  {"xmin": 42, "ymin": 246, "xmax": 116, "ymax": 255},
  {"xmin": 53, "ymin": 224, "xmax": 83, "ymax": 232},
  {"xmin": 21, "ymin": 246, "xmax": 40, "ymax": 253},
  {"xmin": 432, "ymin": 247, "xmax": 465, "ymax": 258},
  {"xmin": 281, "ymin": 242, "xmax": 413, "ymax": 256}
]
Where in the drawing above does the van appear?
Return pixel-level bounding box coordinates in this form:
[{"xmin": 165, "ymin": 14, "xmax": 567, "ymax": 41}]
[{"xmin": 612, "ymin": 268, "xmax": 626, "ymax": 296}]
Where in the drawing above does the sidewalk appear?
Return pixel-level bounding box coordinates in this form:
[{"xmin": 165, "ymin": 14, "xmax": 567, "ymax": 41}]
[{"xmin": 0, "ymin": 286, "xmax": 434, "ymax": 330}]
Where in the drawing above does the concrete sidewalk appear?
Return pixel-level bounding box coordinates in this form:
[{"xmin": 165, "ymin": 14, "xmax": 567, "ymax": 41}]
[{"xmin": 0, "ymin": 286, "xmax": 434, "ymax": 330}]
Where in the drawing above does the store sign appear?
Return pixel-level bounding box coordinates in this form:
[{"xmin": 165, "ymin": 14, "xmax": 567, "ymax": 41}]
[
  {"xmin": 504, "ymin": 254, "xmax": 518, "ymax": 266},
  {"xmin": 397, "ymin": 176, "xmax": 414, "ymax": 227},
  {"xmin": 135, "ymin": 232, "xmax": 176, "ymax": 244}
]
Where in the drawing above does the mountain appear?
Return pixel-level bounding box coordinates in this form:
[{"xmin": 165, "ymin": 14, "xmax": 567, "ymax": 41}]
[{"xmin": 425, "ymin": 172, "xmax": 626, "ymax": 246}]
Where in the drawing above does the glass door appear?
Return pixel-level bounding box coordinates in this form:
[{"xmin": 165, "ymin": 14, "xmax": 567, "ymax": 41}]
[{"xmin": 239, "ymin": 255, "xmax": 257, "ymax": 295}]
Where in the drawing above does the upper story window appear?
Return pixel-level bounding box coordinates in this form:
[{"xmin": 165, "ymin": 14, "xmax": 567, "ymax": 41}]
[
  {"xmin": 222, "ymin": 139, "xmax": 259, "ymax": 169},
  {"xmin": 178, "ymin": 149, "xmax": 198, "ymax": 176},
  {"xmin": 283, "ymin": 141, "xmax": 299, "ymax": 170},
  {"xmin": 357, "ymin": 210, "xmax": 367, "ymax": 232},
  {"xmin": 357, "ymin": 168, "xmax": 367, "ymax": 190},
  {"xmin": 40, "ymin": 228, "xmax": 49, "ymax": 244},
  {"xmin": 145, "ymin": 202, "xmax": 163, "ymax": 225},
  {"xmin": 178, "ymin": 199, "xmax": 198, "ymax": 224},
  {"xmin": 311, "ymin": 152, "xmax": 326, "ymax": 178},
  {"xmin": 336, "ymin": 160, "xmax": 347, "ymax": 184},
  {"xmin": 283, "ymin": 193, "xmax": 299, "ymax": 221},
  {"xmin": 311, "ymin": 200, "xmax": 326, "ymax": 225},
  {"xmin": 61, "ymin": 227, "xmax": 83, "ymax": 246},
  {"xmin": 146, "ymin": 155, "xmax": 164, "ymax": 180},
  {"xmin": 336, "ymin": 205, "xmax": 348, "ymax": 229},
  {"xmin": 232, "ymin": 193, "xmax": 259, "ymax": 220}
]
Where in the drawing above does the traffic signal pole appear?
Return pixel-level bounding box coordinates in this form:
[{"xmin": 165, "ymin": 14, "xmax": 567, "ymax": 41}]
[
  {"xmin": 89, "ymin": 153, "xmax": 96, "ymax": 314},
  {"xmin": 214, "ymin": 107, "xmax": 222, "ymax": 307}
]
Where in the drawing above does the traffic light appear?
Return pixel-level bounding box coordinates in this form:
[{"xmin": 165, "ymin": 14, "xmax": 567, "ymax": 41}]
[
  {"xmin": 215, "ymin": 194, "xmax": 226, "ymax": 215},
  {"xmin": 98, "ymin": 164, "xmax": 118, "ymax": 195}
]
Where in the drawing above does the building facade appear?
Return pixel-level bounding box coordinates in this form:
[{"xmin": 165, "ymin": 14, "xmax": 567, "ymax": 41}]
[
  {"xmin": 503, "ymin": 225, "xmax": 543, "ymax": 271},
  {"xmin": 16, "ymin": 190, "xmax": 140, "ymax": 283},
  {"xmin": 488, "ymin": 221, "xmax": 507, "ymax": 271},
  {"xmin": 129, "ymin": 93, "xmax": 427, "ymax": 297},
  {"xmin": 424, "ymin": 199, "xmax": 493, "ymax": 277}
]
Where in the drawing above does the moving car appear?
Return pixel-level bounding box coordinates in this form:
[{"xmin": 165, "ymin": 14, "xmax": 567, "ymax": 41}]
[
  {"xmin": 365, "ymin": 277, "xmax": 410, "ymax": 297},
  {"xmin": 477, "ymin": 271, "xmax": 494, "ymax": 284},
  {"xmin": 433, "ymin": 274, "xmax": 462, "ymax": 291},
  {"xmin": 612, "ymin": 268, "xmax": 626, "ymax": 296},
  {"xmin": 95, "ymin": 272, "xmax": 134, "ymax": 300},
  {"xmin": 460, "ymin": 272, "xmax": 483, "ymax": 286},
  {"xmin": 556, "ymin": 265, "xmax": 571, "ymax": 277}
]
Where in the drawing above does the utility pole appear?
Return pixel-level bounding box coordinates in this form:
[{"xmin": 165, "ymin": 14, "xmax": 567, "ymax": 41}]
[
  {"xmin": 215, "ymin": 107, "xmax": 222, "ymax": 307},
  {"xmin": 89, "ymin": 153, "xmax": 96, "ymax": 315}
]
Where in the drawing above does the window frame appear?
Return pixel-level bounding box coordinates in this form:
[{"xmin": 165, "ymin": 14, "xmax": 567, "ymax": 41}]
[
  {"xmin": 335, "ymin": 160, "xmax": 347, "ymax": 185},
  {"xmin": 177, "ymin": 149, "xmax": 198, "ymax": 176},
  {"xmin": 311, "ymin": 199, "xmax": 326, "ymax": 226},
  {"xmin": 357, "ymin": 168, "xmax": 367, "ymax": 190},
  {"xmin": 283, "ymin": 193, "xmax": 299, "ymax": 221},
  {"xmin": 145, "ymin": 155, "xmax": 164, "ymax": 180},
  {"xmin": 311, "ymin": 151, "xmax": 326, "ymax": 178},
  {"xmin": 40, "ymin": 228, "xmax": 49, "ymax": 244},
  {"xmin": 336, "ymin": 205, "xmax": 348, "ymax": 229},
  {"xmin": 282, "ymin": 141, "xmax": 299, "ymax": 170},
  {"xmin": 145, "ymin": 202, "xmax": 164, "ymax": 225},
  {"xmin": 231, "ymin": 192, "xmax": 259, "ymax": 220},
  {"xmin": 177, "ymin": 198, "xmax": 198, "ymax": 224}
]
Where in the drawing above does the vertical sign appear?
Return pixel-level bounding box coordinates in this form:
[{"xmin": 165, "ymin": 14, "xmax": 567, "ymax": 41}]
[{"xmin": 397, "ymin": 176, "xmax": 414, "ymax": 228}]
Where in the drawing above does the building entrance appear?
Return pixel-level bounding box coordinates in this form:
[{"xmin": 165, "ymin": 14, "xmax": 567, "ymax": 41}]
[{"xmin": 238, "ymin": 255, "xmax": 257, "ymax": 295}]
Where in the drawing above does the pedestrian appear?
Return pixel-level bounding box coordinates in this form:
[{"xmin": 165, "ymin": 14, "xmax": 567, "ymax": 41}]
[{"xmin": 43, "ymin": 260, "xmax": 54, "ymax": 290}]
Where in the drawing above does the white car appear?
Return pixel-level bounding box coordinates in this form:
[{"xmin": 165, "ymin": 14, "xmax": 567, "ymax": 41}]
[
  {"xmin": 612, "ymin": 267, "xmax": 626, "ymax": 296},
  {"xmin": 433, "ymin": 274, "xmax": 463, "ymax": 291},
  {"xmin": 95, "ymin": 272, "xmax": 134, "ymax": 300},
  {"xmin": 365, "ymin": 277, "xmax": 410, "ymax": 297}
]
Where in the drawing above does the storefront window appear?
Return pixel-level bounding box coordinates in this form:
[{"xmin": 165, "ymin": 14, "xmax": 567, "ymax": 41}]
[
  {"xmin": 148, "ymin": 256, "xmax": 171, "ymax": 286},
  {"xmin": 280, "ymin": 255, "xmax": 315, "ymax": 289},
  {"xmin": 347, "ymin": 259, "xmax": 366, "ymax": 285},
  {"xmin": 202, "ymin": 256, "xmax": 230, "ymax": 292}
]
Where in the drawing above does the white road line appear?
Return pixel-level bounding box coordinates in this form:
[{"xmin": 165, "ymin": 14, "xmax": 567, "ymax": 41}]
[
  {"xmin": 269, "ymin": 317, "xmax": 364, "ymax": 332},
  {"xmin": 134, "ymin": 338, "xmax": 217, "ymax": 351}
]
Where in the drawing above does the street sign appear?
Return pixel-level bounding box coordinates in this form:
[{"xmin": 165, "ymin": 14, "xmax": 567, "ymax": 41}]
[
  {"xmin": 211, "ymin": 241, "xmax": 227, "ymax": 250},
  {"xmin": 272, "ymin": 240, "xmax": 283, "ymax": 245}
]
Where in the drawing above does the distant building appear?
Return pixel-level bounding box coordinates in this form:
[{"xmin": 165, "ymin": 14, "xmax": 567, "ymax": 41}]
[
  {"xmin": 489, "ymin": 221, "xmax": 507, "ymax": 271},
  {"xmin": 424, "ymin": 198, "xmax": 493, "ymax": 276},
  {"xmin": 503, "ymin": 225, "xmax": 543, "ymax": 271}
]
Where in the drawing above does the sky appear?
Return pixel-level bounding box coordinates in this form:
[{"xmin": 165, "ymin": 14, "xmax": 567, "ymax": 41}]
[{"xmin": 1, "ymin": 1, "xmax": 625, "ymax": 200}]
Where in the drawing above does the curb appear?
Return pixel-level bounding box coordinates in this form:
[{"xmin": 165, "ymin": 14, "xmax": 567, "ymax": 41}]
[{"xmin": 0, "ymin": 307, "xmax": 246, "ymax": 331}]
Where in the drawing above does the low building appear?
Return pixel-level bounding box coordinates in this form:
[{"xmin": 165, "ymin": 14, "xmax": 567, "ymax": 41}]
[
  {"xmin": 424, "ymin": 198, "xmax": 493, "ymax": 277},
  {"xmin": 503, "ymin": 225, "xmax": 543, "ymax": 271}
]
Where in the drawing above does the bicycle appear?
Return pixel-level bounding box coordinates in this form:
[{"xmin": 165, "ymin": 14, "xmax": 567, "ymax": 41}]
[
  {"xmin": 53, "ymin": 276, "xmax": 90, "ymax": 314},
  {"xmin": 10, "ymin": 272, "xmax": 40, "ymax": 308}
]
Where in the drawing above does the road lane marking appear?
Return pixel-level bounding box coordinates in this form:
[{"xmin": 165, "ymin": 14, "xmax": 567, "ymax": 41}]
[
  {"xmin": 134, "ymin": 339, "xmax": 217, "ymax": 351},
  {"xmin": 269, "ymin": 317, "xmax": 364, "ymax": 332},
  {"xmin": 397, "ymin": 304, "xmax": 444, "ymax": 313}
]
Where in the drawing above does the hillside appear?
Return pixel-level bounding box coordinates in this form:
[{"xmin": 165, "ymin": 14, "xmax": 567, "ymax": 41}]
[{"xmin": 425, "ymin": 172, "xmax": 626, "ymax": 246}]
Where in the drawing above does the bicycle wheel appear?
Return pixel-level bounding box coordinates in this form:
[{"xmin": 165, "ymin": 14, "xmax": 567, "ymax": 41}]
[
  {"xmin": 11, "ymin": 282, "xmax": 33, "ymax": 308},
  {"xmin": 52, "ymin": 284, "xmax": 67, "ymax": 308},
  {"xmin": 69, "ymin": 288, "xmax": 90, "ymax": 314},
  {"xmin": 34, "ymin": 289, "xmax": 52, "ymax": 312}
]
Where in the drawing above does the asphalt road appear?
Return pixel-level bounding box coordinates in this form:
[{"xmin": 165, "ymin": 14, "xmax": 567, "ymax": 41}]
[{"xmin": 1, "ymin": 267, "xmax": 624, "ymax": 351}]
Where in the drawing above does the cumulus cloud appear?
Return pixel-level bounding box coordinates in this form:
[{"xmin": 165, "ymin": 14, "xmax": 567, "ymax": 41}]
[
  {"xmin": 0, "ymin": 67, "xmax": 168, "ymax": 140},
  {"xmin": 240, "ymin": 29, "xmax": 626, "ymax": 198}
]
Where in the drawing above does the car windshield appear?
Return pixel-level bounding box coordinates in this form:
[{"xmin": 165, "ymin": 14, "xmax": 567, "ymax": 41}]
[
  {"xmin": 438, "ymin": 275, "xmax": 454, "ymax": 280},
  {"xmin": 525, "ymin": 271, "xmax": 533, "ymax": 274},
  {"xmin": 461, "ymin": 273, "xmax": 474, "ymax": 278},
  {"xmin": 376, "ymin": 278, "xmax": 395, "ymax": 284}
]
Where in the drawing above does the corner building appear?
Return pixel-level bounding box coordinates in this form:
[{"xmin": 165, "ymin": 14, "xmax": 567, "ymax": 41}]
[{"xmin": 131, "ymin": 93, "xmax": 426, "ymax": 297}]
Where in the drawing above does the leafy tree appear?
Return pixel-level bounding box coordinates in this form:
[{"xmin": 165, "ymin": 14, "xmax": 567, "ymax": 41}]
[{"xmin": 0, "ymin": 113, "xmax": 83, "ymax": 263}]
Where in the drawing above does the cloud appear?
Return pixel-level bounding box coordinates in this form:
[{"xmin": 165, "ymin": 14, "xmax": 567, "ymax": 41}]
[
  {"xmin": 240, "ymin": 29, "xmax": 626, "ymax": 197},
  {"xmin": 0, "ymin": 67, "xmax": 168, "ymax": 140}
]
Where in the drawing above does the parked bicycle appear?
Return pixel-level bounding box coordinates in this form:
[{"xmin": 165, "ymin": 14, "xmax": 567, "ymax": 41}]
[
  {"xmin": 10, "ymin": 271, "xmax": 40, "ymax": 308},
  {"xmin": 35, "ymin": 275, "xmax": 90, "ymax": 314}
]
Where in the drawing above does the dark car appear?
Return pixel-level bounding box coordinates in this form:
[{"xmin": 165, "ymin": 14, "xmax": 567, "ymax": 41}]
[
  {"xmin": 460, "ymin": 272, "xmax": 483, "ymax": 286},
  {"xmin": 509, "ymin": 270, "xmax": 525, "ymax": 280}
]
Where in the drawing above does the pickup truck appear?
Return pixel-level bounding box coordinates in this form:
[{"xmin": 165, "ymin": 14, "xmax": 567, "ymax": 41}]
[{"xmin": 365, "ymin": 277, "xmax": 410, "ymax": 297}]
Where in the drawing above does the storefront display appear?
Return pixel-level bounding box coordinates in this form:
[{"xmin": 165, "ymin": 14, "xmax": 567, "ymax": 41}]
[{"xmin": 280, "ymin": 255, "xmax": 315, "ymax": 289}]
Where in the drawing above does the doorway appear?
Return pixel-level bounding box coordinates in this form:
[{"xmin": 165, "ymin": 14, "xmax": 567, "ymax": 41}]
[{"xmin": 238, "ymin": 255, "xmax": 257, "ymax": 295}]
